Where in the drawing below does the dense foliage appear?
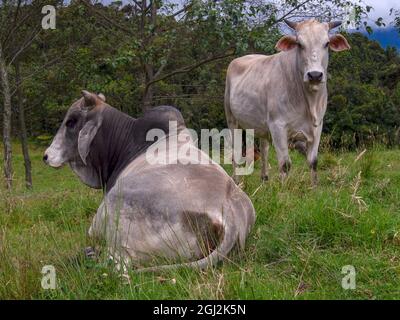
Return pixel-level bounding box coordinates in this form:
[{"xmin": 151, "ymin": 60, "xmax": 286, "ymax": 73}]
[
  {"xmin": 1, "ymin": 1, "xmax": 399, "ymax": 149},
  {"xmin": 326, "ymin": 33, "xmax": 400, "ymax": 148}
]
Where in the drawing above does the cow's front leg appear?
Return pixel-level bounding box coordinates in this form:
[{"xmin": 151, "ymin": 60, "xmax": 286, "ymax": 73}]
[
  {"xmin": 307, "ymin": 146, "xmax": 318, "ymax": 187},
  {"xmin": 88, "ymin": 202, "xmax": 107, "ymax": 239},
  {"xmin": 85, "ymin": 202, "xmax": 107, "ymax": 260},
  {"xmin": 307, "ymin": 125, "xmax": 322, "ymax": 187},
  {"xmin": 84, "ymin": 246, "xmax": 97, "ymax": 260},
  {"xmin": 307, "ymin": 146, "xmax": 319, "ymax": 187},
  {"xmin": 269, "ymin": 122, "xmax": 291, "ymax": 181}
]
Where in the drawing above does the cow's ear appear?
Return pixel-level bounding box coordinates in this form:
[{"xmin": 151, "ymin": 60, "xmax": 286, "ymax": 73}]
[
  {"xmin": 78, "ymin": 118, "xmax": 102, "ymax": 165},
  {"xmin": 329, "ymin": 34, "xmax": 351, "ymax": 52},
  {"xmin": 275, "ymin": 35, "xmax": 298, "ymax": 51}
]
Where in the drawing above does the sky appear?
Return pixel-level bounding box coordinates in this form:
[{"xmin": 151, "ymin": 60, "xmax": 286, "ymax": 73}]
[
  {"xmin": 364, "ymin": 0, "xmax": 399, "ymax": 23},
  {"xmin": 361, "ymin": 0, "xmax": 400, "ymax": 49},
  {"xmin": 98, "ymin": 0, "xmax": 399, "ymax": 47},
  {"xmin": 99, "ymin": 0, "xmax": 399, "ymax": 28}
]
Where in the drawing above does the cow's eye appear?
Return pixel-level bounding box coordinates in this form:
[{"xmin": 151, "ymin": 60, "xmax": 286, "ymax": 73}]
[
  {"xmin": 297, "ymin": 42, "xmax": 304, "ymax": 50},
  {"xmin": 325, "ymin": 41, "xmax": 330, "ymax": 48},
  {"xmin": 66, "ymin": 119, "xmax": 76, "ymax": 128}
]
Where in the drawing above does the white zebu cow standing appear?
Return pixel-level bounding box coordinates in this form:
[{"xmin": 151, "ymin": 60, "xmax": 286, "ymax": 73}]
[{"xmin": 225, "ymin": 20, "xmax": 350, "ymax": 185}]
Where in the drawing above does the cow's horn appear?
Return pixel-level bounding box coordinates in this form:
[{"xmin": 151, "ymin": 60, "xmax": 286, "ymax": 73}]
[
  {"xmin": 98, "ymin": 93, "xmax": 106, "ymax": 102},
  {"xmin": 284, "ymin": 19, "xmax": 298, "ymax": 30},
  {"xmin": 329, "ymin": 21, "xmax": 342, "ymax": 30},
  {"xmin": 81, "ymin": 90, "xmax": 97, "ymax": 110}
]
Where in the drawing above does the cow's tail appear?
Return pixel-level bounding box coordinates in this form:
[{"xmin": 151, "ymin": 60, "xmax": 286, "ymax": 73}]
[{"xmin": 134, "ymin": 215, "xmax": 237, "ymax": 273}]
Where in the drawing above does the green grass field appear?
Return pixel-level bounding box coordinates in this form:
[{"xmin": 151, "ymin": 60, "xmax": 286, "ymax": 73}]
[{"xmin": 1, "ymin": 143, "xmax": 399, "ymax": 299}]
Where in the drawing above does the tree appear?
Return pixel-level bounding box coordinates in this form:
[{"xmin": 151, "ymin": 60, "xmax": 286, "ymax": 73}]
[
  {"xmin": 14, "ymin": 60, "xmax": 32, "ymax": 189},
  {"xmin": 0, "ymin": 0, "xmax": 63, "ymax": 189},
  {"xmin": 0, "ymin": 40, "xmax": 12, "ymax": 189},
  {"xmin": 392, "ymin": 7, "xmax": 400, "ymax": 32},
  {"xmin": 0, "ymin": 1, "xmax": 40, "ymax": 189},
  {"xmin": 81, "ymin": 0, "xmax": 367, "ymax": 111},
  {"xmin": 326, "ymin": 33, "xmax": 400, "ymax": 148}
]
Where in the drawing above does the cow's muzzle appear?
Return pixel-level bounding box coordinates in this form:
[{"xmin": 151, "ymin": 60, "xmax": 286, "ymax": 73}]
[
  {"xmin": 43, "ymin": 148, "xmax": 65, "ymax": 168},
  {"xmin": 307, "ymin": 71, "xmax": 323, "ymax": 83}
]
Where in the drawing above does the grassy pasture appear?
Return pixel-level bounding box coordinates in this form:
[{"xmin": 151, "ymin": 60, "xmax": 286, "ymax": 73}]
[{"xmin": 0, "ymin": 143, "xmax": 399, "ymax": 299}]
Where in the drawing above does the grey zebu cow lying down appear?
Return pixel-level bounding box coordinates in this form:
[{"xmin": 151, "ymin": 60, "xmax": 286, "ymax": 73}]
[
  {"xmin": 225, "ymin": 19, "xmax": 350, "ymax": 185},
  {"xmin": 44, "ymin": 91, "xmax": 255, "ymax": 271}
]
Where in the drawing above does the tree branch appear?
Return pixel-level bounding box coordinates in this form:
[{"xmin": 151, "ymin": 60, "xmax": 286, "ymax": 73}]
[
  {"xmin": 7, "ymin": 28, "xmax": 41, "ymax": 67},
  {"xmin": 131, "ymin": 0, "xmax": 141, "ymax": 8},
  {"xmin": 80, "ymin": 0, "xmax": 136, "ymax": 36},
  {"xmin": 273, "ymin": 0, "xmax": 315, "ymax": 26},
  {"xmin": 10, "ymin": 55, "xmax": 63, "ymax": 96},
  {"xmin": 167, "ymin": 3, "xmax": 194, "ymax": 19},
  {"xmin": 145, "ymin": 49, "xmax": 236, "ymax": 88}
]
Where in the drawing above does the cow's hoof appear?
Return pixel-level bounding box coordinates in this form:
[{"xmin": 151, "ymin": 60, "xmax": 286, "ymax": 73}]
[
  {"xmin": 121, "ymin": 273, "xmax": 131, "ymax": 285},
  {"xmin": 84, "ymin": 246, "xmax": 96, "ymax": 260},
  {"xmin": 311, "ymin": 180, "xmax": 318, "ymax": 189},
  {"xmin": 281, "ymin": 160, "xmax": 292, "ymax": 174},
  {"xmin": 280, "ymin": 173, "xmax": 288, "ymax": 183},
  {"xmin": 261, "ymin": 175, "xmax": 269, "ymax": 182},
  {"xmin": 311, "ymin": 171, "xmax": 318, "ymax": 188}
]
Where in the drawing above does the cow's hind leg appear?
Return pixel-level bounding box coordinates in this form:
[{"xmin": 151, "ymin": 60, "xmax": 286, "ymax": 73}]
[
  {"xmin": 260, "ymin": 139, "xmax": 269, "ymax": 181},
  {"xmin": 229, "ymin": 126, "xmax": 242, "ymax": 184},
  {"xmin": 269, "ymin": 123, "xmax": 291, "ymax": 181},
  {"xmin": 224, "ymin": 81, "xmax": 242, "ymax": 185},
  {"xmin": 293, "ymin": 141, "xmax": 307, "ymax": 156},
  {"xmin": 226, "ymin": 113, "xmax": 241, "ymax": 184}
]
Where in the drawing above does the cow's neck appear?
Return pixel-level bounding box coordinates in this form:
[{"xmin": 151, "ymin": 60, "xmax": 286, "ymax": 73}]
[
  {"xmin": 284, "ymin": 50, "xmax": 327, "ymax": 127},
  {"xmin": 88, "ymin": 107, "xmax": 144, "ymax": 192},
  {"xmin": 303, "ymin": 86, "xmax": 327, "ymax": 127}
]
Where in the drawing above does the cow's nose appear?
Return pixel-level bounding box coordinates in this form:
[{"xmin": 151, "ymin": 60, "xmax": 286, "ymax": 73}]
[
  {"xmin": 307, "ymin": 71, "xmax": 323, "ymax": 82},
  {"xmin": 43, "ymin": 154, "xmax": 48, "ymax": 163}
]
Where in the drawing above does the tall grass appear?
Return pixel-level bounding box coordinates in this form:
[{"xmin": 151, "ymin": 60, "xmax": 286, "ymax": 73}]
[{"xmin": 0, "ymin": 143, "xmax": 399, "ymax": 299}]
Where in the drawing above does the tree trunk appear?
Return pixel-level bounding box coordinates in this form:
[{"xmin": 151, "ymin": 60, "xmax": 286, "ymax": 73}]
[
  {"xmin": 15, "ymin": 61, "xmax": 32, "ymax": 189},
  {"xmin": 0, "ymin": 44, "xmax": 13, "ymax": 190},
  {"xmin": 140, "ymin": 0, "xmax": 156, "ymax": 112},
  {"xmin": 142, "ymin": 72, "xmax": 154, "ymax": 111}
]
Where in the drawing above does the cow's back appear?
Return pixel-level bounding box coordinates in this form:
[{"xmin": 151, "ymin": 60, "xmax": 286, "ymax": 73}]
[
  {"xmin": 226, "ymin": 53, "xmax": 282, "ymax": 136},
  {"xmin": 226, "ymin": 54, "xmax": 267, "ymax": 80}
]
